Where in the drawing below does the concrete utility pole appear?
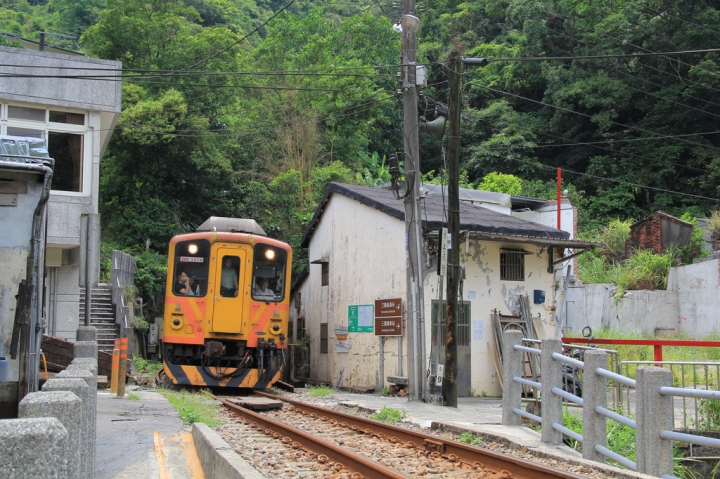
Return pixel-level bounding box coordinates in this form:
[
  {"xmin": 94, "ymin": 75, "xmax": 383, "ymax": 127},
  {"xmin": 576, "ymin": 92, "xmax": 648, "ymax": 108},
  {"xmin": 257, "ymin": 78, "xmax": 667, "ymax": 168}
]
[
  {"xmin": 443, "ymin": 52, "xmax": 462, "ymax": 408},
  {"xmin": 401, "ymin": 0, "xmax": 425, "ymax": 401}
]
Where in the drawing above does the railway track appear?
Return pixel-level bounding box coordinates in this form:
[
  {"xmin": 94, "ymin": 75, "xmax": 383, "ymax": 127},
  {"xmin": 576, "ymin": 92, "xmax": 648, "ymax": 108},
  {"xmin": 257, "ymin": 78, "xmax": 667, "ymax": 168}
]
[{"xmin": 216, "ymin": 392, "xmax": 587, "ymax": 479}]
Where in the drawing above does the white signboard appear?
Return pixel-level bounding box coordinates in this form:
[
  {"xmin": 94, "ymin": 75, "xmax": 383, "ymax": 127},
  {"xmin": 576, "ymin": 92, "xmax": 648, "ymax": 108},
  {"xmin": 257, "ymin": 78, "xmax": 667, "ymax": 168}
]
[{"xmin": 472, "ymin": 319, "xmax": 484, "ymax": 341}]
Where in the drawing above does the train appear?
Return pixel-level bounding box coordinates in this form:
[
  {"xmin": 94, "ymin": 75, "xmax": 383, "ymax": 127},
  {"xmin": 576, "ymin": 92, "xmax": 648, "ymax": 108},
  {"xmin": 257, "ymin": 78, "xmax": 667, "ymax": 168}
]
[{"xmin": 160, "ymin": 217, "xmax": 292, "ymax": 389}]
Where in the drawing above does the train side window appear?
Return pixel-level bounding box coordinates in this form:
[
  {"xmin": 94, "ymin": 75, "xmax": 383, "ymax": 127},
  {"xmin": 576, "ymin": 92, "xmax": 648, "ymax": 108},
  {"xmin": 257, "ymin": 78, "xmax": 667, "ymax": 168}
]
[
  {"xmin": 220, "ymin": 256, "xmax": 240, "ymax": 297},
  {"xmin": 173, "ymin": 240, "xmax": 210, "ymax": 297}
]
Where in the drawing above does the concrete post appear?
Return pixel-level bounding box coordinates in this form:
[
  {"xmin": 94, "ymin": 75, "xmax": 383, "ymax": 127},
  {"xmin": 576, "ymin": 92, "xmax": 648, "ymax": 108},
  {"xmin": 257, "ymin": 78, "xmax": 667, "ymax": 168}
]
[
  {"xmin": 636, "ymin": 366, "xmax": 674, "ymax": 477},
  {"xmin": 56, "ymin": 369, "xmax": 96, "ymax": 478},
  {"xmin": 0, "ymin": 417, "xmax": 69, "ymax": 478},
  {"xmin": 19, "ymin": 391, "xmax": 82, "ymax": 479},
  {"xmin": 73, "ymin": 341, "xmax": 98, "ymax": 361},
  {"xmin": 76, "ymin": 326, "xmax": 98, "ymax": 343},
  {"xmin": 70, "ymin": 357, "xmax": 98, "ymax": 377},
  {"xmin": 541, "ymin": 338, "xmax": 563, "ymax": 445},
  {"xmin": 42, "ymin": 378, "xmax": 90, "ymax": 479},
  {"xmin": 582, "ymin": 349, "xmax": 608, "ymax": 463},
  {"xmin": 501, "ymin": 330, "xmax": 524, "ymax": 426}
]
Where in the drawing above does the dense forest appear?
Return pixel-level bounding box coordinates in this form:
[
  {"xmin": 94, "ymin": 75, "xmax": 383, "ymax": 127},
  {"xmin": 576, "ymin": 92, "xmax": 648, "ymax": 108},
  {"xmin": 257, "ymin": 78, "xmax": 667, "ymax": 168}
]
[{"xmin": 3, "ymin": 0, "xmax": 720, "ymax": 299}]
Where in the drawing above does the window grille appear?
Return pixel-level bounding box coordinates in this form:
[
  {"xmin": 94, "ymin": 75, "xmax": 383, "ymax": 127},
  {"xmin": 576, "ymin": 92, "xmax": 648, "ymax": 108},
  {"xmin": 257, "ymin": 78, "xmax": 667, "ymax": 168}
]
[
  {"xmin": 321, "ymin": 262, "xmax": 329, "ymax": 286},
  {"xmin": 320, "ymin": 323, "xmax": 328, "ymax": 354},
  {"xmin": 500, "ymin": 250, "xmax": 525, "ymax": 281}
]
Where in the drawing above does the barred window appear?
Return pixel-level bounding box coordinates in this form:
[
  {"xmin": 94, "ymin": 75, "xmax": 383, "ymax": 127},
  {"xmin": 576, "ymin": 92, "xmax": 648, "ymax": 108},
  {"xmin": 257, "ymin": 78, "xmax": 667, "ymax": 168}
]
[
  {"xmin": 320, "ymin": 323, "xmax": 328, "ymax": 354},
  {"xmin": 500, "ymin": 250, "xmax": 525, "ymax": 281}
]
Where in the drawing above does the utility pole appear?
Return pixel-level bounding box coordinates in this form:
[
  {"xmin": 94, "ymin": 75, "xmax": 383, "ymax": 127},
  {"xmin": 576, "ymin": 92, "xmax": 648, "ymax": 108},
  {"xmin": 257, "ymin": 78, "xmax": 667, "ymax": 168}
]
[
  {"xmin": 443, "ymin": 52, "xmax": 462, "ymax": 408},
  {"xmin": 400, "ymin": 0, "xmax": 425, "ymax": 401}
]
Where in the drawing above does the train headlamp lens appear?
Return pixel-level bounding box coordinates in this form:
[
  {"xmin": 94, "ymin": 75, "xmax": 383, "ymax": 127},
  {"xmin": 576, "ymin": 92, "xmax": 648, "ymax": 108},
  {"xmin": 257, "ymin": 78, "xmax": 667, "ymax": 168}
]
[
  {"xmin": 188, "ymin": 244, "xmax": 198, "ymax": 254},
  {"xmin": 265, "ymin": 249, "xmax": 275, "ymax": 260},
  {"xmin": 173, "ymin": 319, "xmax": 181, "ymax": 326}
]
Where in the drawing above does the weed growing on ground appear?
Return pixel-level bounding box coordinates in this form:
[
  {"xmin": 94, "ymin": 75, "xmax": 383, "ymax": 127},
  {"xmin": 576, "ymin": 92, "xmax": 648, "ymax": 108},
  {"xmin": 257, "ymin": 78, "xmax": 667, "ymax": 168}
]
[
  {"xmin": 132, "ymin": 356, "xmax": 164, "ymax": 376},
  {"xmin": 307, "ymin": 385, "xmax": 334, "ymax": 397},
  {"xmin": 457, "ymin": 431, "xmax": 484, "ymax": 445},
  {"xmin": 128, "ymin": 393, "xmax": 140, "ymax": 401},
  {"xmin": 157, "ymin": 388, "xmax": 221, "ymax": 427},
  {"xmin": 369, "ymin": 407, "xmax": 407, "ymax": 424}
]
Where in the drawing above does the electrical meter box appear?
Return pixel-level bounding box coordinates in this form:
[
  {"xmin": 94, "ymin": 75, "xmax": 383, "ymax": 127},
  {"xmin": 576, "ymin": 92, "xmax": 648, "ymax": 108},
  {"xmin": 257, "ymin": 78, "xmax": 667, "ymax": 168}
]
[{"xmin": 534, "ymin": 290, "xmax": 545, "ymax": 304}]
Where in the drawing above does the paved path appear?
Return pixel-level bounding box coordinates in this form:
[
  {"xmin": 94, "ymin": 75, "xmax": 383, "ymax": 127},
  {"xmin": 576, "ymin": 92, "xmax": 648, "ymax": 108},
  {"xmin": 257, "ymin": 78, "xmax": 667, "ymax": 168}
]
[{"xmin": 96, "ymin": 387, "xmax": 204, "ymax": 479}]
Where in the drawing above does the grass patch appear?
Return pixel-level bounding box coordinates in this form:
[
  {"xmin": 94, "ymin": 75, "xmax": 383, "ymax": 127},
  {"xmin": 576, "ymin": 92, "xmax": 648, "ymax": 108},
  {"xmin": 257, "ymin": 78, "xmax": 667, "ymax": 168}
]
[
  {"xmin": 307, "ymin": 385, "xmax": 334, "ymax": 397},
  {"xmin": 128, "ymin": 393, "xmax": 140, "ymax": 401},
  {"xmin": 457, "ymin": 431, "xmax": 484, "ymax": 445},
  {"xmin": 369, "ymin": 407, "xmax": 407, "ymax": 424},
  {"xmin": 157, "ymin": 388, "xmax": 221, "ymax": 427},
  {"xmin": 132, "ymin": 356, "xmax": 164, "ymax": 376}
]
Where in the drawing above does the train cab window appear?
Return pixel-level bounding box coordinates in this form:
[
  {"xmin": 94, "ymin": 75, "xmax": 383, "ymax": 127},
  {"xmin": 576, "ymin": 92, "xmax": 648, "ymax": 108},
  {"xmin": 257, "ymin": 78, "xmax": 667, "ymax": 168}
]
[
  {"xmin": 220, "ymin": 255, "xmax": 240, "ymax": 297},
  {"xmin": 252, "ymin": 245, "xmax": 287, "ymax": 302},
  {"xmin": 173, "ymin": 240, "xmax": 210, "ymax": 297}
]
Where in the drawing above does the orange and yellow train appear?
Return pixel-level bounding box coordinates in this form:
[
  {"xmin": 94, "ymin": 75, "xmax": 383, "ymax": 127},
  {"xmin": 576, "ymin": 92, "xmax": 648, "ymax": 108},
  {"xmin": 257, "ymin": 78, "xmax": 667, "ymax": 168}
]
[{"xmin": 161, "ymin": 217, "xmax": 291, "ymax": 389}]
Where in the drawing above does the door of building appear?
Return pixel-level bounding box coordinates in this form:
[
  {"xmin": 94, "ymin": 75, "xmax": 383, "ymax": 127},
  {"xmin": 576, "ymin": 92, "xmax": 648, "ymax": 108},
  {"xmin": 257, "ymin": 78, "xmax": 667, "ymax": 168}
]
[{"xmin": 431, "ymin": 300, "xmax": 471, "ymax": 396}]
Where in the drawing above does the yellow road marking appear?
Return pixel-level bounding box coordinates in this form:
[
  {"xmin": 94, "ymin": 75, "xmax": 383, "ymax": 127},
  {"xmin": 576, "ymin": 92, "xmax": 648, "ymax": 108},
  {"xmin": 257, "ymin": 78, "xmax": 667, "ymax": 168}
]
[
  {"xmin": 154, "ymin": 431, "xmax": 170, "ymax": 479},
  {"xmin": 177, "ymin": 433, "xmax": 205, "ymax": 479}
]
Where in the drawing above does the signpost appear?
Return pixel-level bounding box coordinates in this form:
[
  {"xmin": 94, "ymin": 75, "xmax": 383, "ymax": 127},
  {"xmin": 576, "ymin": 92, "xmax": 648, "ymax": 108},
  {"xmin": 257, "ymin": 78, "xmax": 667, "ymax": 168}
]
[{"xmin": 375, "ymin": 298, "xmax": 402, "ymax": 336}]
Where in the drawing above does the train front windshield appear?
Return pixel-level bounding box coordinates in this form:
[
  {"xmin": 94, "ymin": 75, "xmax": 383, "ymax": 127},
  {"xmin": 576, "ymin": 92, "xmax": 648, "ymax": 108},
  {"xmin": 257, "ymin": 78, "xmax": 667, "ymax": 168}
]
[
  {"xmin": 172, "ymin": 239, "xmax": 210, "ymax": 297},
  {"xmin": 252, "ymin": 244, "xmax": 287, "ymax": 302}
]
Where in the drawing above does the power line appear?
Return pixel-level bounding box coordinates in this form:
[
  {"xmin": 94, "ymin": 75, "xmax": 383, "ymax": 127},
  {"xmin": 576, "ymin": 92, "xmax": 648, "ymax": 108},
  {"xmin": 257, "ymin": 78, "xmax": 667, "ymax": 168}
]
[
  {"xmin": 488, "ymin": 48, "xmax": 720, "ymax": 63},
  {"xmin": 176, "ymin": 0, "xmax": 299, "ymax": 72},
  {"xmin": 469, "ymin": 82, "xmax": 720, "ymax": 154},
  {"xmin": 500, "ymin": 155, "xmax": 720, "ymax": 203}
]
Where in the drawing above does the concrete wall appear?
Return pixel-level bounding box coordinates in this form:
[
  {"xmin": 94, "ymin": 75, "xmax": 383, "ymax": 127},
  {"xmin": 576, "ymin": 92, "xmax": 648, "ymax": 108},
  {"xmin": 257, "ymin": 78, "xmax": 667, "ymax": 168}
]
[
  {"xmin": 669, "ymin": 257, "xmax": 720, "ymax": 337},
  {"xmin": 0, "ymin": 169, "xmax": 45, "ymax": 381},
  {"xmin": 565, "ymin": 257, "xmax": 720, "ymax": 337},
  {"xmin": 305, "ymin": 194, "xmax": 406, "ymax": 388},
  {"xmin": 301, "ymin": 194, "xmax": 559, "ymax": 397},
  {"xmin": 422, "ymin": 242, "xmax": 558, "ymax": 397}
]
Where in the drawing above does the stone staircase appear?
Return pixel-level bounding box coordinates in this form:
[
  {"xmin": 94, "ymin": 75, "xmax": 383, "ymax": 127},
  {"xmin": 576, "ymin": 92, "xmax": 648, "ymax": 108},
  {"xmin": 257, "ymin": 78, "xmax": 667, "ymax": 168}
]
[{"xmin": 79, "ymin": 284, "xmax": 118, "ymax": 352}]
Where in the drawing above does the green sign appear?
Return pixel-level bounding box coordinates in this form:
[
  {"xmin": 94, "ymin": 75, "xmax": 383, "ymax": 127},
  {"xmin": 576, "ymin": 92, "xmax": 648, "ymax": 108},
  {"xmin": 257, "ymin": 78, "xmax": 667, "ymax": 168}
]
[{"xmin": 348, "ymin": 304, "xmax": 374, "ymax": 333}]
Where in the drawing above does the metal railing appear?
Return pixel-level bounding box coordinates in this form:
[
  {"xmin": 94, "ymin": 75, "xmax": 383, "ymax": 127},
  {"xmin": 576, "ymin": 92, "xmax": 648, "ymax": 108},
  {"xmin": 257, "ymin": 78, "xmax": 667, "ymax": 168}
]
[
  {"xmin": 621, "ymin": 361, "xmax": 720, "ymax": 433},
  {"xmin": 501, "ymin": 331, "xmax": 720, "ymax": 478}
]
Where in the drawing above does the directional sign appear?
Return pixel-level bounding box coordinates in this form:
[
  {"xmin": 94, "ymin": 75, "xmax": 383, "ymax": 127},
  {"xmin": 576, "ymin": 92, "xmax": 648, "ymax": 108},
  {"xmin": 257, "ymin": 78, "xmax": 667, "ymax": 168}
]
[{"xmin": 374, "ymin": 298, "xmax": 402, "ymax": 336}]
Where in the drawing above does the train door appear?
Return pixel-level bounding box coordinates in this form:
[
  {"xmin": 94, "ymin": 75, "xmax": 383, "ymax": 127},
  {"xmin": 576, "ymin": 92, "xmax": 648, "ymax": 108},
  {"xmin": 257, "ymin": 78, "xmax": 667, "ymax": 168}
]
[{"xmin": 211, "ymin": 248, "xmax": 245, "ymax": 333}]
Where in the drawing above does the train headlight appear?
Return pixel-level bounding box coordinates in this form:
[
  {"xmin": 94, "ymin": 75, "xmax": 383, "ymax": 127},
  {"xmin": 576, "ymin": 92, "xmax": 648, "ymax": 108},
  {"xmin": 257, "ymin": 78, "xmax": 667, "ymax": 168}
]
[
  {"xmin": 188, "ymin": 244, "xmax": 198, "ymax": 254},
  {"xmin": 264, "ymin": 249, "xmax": 275, "ymax": 260}
]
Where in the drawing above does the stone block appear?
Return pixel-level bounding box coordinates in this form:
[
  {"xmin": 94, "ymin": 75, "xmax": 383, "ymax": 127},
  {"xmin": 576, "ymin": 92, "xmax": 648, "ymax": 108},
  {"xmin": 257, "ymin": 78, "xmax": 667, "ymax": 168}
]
[
  {"xmin": 73, "ymin": 341, "xmax": 97, "ymax": 361},
  {"xmin": 76, "ymin": 326, "xmax": 98, "ymax": 342},
  {"xmin": 19, "ymin": 391, "xmax": 82, "ymax": 479},
  {"xmin": 0, "ymin": 417, "xmax": 69, "ymax": 479}
]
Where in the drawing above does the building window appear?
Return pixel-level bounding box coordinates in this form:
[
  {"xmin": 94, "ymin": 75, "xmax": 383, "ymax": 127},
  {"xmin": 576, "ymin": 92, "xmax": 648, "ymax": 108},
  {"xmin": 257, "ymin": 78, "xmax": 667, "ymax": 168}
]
[
  {"xmin": 321, "ymin": 262, "xmax": 329, "ymax": 286},
  {"xmin": 2, "ymin": 104, "xmax": 89, "ymax": 195},
  {"xmin": 500, "ymin": 250, "xmax": 525, "ymax": 281},
  {"xmin": 296, "ymin": 317, "xmax": 306, "ymax": 342},
  {"xmin": 320, "ymin": 323, "xmax": 328, "ymax": 354}
]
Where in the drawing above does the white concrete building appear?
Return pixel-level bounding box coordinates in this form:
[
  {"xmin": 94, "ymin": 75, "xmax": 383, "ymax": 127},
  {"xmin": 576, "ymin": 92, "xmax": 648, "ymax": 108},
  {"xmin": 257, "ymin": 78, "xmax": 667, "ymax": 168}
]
[
  {"xmin": 291, "ymin": 183, "xmax": 597, "ymax": 398},
  {"xmin": 0, "ymin": 46, "xmax": 121, "ymax": 349}
]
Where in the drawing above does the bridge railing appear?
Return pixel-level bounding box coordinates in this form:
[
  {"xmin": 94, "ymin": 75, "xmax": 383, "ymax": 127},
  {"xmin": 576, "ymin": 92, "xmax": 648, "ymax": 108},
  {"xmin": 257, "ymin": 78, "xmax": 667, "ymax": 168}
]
[{"xmin": 501, "ymin": 330, "xmax": 720, "ymax": 478}]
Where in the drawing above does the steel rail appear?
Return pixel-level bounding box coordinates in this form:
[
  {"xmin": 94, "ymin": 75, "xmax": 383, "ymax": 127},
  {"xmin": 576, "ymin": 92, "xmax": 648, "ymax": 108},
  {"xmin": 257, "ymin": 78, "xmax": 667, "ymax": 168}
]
[
  {"xmin": 220, "ymin": 399, "xmax": 410, "ymax": 479},
  {"xmin": 254, "ymin": 392, "xmax": 586, "ymax": 479}
]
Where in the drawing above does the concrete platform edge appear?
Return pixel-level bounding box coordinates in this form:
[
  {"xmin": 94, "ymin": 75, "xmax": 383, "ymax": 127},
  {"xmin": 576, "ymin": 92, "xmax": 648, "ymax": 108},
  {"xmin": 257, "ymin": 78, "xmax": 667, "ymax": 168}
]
[{"xmin": 191, "ymin": 422, "xmax": 265, "ymax": 479}]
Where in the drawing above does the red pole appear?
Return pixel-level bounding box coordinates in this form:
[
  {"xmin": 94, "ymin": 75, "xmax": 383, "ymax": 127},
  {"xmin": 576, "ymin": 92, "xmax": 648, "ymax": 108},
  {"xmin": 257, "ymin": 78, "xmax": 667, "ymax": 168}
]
[
  {"xmin": 557, "ymin": 168, "xmax": 562, "ymax": 230},
  {"xmin": 654, "ymin": 344, "xmax": 663, "ymax": 364}
]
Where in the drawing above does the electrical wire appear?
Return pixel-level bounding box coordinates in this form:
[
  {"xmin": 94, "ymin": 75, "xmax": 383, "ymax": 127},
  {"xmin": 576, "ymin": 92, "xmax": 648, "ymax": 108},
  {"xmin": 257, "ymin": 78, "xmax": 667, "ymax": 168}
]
[{"xmin": 468, "ymin": 82, "xmax": 720, "ymax": 154}]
